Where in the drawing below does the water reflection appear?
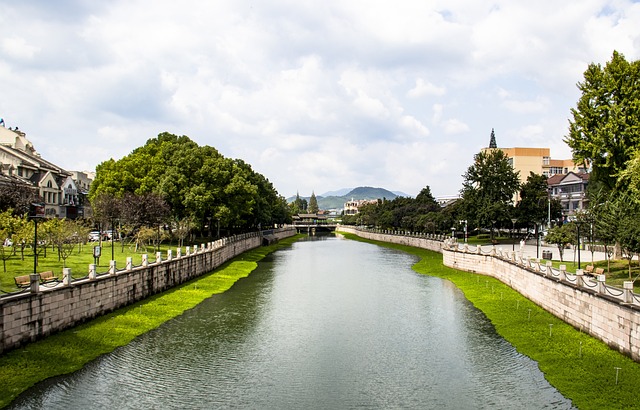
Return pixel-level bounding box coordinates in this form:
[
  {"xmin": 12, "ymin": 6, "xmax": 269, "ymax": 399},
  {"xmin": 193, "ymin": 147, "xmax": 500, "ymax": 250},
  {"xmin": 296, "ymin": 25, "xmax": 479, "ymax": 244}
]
[{"xmin": 10, "ymin": 235, "xmax": 574, "ymax": 409}]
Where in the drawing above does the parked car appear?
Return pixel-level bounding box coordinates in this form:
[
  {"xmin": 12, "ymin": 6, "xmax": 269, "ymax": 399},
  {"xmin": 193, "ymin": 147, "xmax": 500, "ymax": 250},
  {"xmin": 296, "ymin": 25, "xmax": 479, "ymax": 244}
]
[{"xmin": 88, "ymin": 231, "xmax": 101, "ymax": 241}]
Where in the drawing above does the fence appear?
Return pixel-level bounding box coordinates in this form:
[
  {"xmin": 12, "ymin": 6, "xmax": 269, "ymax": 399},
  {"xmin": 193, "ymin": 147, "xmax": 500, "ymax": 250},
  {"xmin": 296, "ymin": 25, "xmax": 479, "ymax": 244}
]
[{"xmin": 0, "ymin": 228, "xmax": 295, "ymax": 354}]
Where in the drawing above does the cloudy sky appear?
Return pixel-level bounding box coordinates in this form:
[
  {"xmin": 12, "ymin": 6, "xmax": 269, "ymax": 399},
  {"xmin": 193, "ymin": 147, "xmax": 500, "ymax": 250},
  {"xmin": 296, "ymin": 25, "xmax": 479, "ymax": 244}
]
[{"xmin": 1, "ymin": 1, "xmax": 639, "ymax": 199}]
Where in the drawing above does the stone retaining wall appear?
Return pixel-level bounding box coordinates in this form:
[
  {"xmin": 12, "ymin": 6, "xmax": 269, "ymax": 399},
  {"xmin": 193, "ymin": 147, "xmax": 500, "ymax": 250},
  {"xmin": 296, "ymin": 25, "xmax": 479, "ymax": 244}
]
[
  {"xmin": 0, "ymin": 228, "xmax": 295, "ymax": 354},
  {"xmin": 338, "ymin": 225, "xmax": 640, "ymax": 362}
]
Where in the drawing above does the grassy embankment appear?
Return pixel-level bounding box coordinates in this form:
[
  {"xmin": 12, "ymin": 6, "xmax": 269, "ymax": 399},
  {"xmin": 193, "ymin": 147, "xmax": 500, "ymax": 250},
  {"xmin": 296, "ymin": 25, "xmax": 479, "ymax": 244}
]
[
  {"xmin": 0, "ymin": 235, "xmax": 302, "ymax": 409},
  {"xmin": 340, "ymin": 232, "xmax": 640, "ymax": 410},
  {"xmin": 0, "ymin": 240, "xmax": 179, "ymax": 292}
]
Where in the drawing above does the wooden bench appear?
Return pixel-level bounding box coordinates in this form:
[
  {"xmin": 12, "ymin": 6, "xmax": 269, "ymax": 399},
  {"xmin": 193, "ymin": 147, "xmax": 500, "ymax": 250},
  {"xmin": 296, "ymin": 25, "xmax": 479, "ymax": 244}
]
[
  {"xmin": 585, "ymin": 265, "xmax": 595, "ymax": 276},
  {"xmin": 39, "ymin": 271, "xmax": 58, "ymax": 283},
  {"xmin": 14, "ymin": 275, "xmax": 31, "ymax": 288},
  {"xmin": 595, "ymin": 267, "xmax": 605, "ymax": 276}
]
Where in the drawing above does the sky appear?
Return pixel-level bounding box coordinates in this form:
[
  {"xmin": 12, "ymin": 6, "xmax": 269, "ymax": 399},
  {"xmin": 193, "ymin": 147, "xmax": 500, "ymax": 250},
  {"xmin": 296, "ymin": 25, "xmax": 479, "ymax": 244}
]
[{"xmin": 1, "ymin": 1, "xmax": 639, "ymax": 199}]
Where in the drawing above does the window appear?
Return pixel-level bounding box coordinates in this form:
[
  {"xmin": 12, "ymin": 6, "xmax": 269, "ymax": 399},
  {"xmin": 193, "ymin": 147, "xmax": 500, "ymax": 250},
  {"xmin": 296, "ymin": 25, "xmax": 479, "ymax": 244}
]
[{"xmin": 543, "ymin": 156, "xmax": 550, "ymax": 165}]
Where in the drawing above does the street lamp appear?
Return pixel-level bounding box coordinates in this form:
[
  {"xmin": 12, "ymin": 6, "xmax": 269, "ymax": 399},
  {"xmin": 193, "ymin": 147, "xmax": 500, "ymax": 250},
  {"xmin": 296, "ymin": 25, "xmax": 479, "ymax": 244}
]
[
  {"xmin": 576, "ymin": 220, "xmax": 582, "ymax": 270},
  {"xmin": 451, "ymin": 227, "xmax": 456, "ymax": 239},
  {"xmin": 459, "ymin": 220, "xmax": 468, "ymax": 243},
  {"xmin": 511, "ymin": 218, "xmax": 517, "ymax": 251},
  {"xmin": 29, "ymin": 203, "xmax": 45, "ymax": 275}
]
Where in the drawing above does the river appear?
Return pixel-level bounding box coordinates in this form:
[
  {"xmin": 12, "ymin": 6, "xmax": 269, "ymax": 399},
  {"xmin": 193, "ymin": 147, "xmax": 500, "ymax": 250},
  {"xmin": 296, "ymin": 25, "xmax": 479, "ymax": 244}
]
[{"xmin": 9, "ymin": 235, "xmax": 574, "ymax": 409}]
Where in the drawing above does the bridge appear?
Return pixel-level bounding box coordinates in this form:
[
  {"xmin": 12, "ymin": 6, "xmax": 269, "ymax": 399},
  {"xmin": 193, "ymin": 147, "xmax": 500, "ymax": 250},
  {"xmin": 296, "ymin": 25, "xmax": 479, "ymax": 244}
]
[
  {"xmin": 292, "ymin": 222, "xmax": 338, "ymax": 234},
  {"xmin": 292, "ymin": 213, "xmax": 338, "ymax": 233}
]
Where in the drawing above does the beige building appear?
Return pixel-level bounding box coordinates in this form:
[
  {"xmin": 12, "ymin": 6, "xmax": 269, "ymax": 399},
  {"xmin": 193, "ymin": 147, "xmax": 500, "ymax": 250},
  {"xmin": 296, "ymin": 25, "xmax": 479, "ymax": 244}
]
[{"xmin": 481, "ymin": 130, "xmax": 585, "ymax": 201}]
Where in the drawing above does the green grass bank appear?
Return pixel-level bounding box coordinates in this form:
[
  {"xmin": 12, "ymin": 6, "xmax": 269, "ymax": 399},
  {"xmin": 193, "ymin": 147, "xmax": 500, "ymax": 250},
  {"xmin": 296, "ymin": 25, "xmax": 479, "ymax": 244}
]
[
  {"xmin": 0, "ymin": 235, "xmax": 302, "ymax": 409},
  {"xmin": 339, "ymin": 232, "xmax": 640, "ymax": 410}
]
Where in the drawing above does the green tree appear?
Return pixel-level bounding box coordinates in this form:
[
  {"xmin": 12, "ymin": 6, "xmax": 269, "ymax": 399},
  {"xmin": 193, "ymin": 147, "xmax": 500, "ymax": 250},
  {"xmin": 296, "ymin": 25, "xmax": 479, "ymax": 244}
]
[
  {"xmin": 545, "ymin": 224, "xmax": 575, "ymax": 262},
  {"xmin": 308, "ymin": 191, "xmax": 319, "ymax": 214},
  {"xmin": 564, "ymin": 51, "xmax": 640, "ymax": 192},
  {"xmin": 461, "ymin": 149, "xmax": 520, "ymax": 239},
  {"xmin": 516, "ymin": 172, "xmax": 562, "ymax": 229}
]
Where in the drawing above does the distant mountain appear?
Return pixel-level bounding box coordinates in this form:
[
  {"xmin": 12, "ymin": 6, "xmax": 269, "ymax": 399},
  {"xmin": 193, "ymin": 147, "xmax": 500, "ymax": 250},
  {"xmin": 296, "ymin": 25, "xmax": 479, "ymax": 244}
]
[
  {"xmin": 288, "ymin": 186, "xmax": 402, "ymax": 210},
  {"xmin": 320, "ymin": 188, "xmax": 353, "ymax": 197}
]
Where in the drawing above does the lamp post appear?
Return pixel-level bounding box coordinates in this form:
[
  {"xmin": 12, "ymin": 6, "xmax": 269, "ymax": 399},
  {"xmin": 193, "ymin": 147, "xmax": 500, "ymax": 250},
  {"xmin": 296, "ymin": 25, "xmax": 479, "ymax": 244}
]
[
  {"xmin": 459, "ymin": 220, "xmax": 467, "ymax": 243},
  {"xmin": 511, "ymin": 218, "xmax": 517, "ymax": 251},
  {"xmin": 491, "ymin": 220, "xmax": 496, "ymax": 243},
  {"xmin": 451, "ymin": 227, "xmax": 455, "ymax": 240},
  {"xmin": 29, "ymin": 203, "xmax": 45, "ymax": 275},
  {"xmin": 576, "ymin": 220, "xmax": 582, "ymax": 270}
]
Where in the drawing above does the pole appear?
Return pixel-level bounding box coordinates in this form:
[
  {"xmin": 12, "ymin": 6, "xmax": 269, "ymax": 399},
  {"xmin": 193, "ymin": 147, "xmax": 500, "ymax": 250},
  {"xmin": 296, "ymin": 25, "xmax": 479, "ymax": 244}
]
[
  {"xmin": 33, "ymin": 218, "xmax": 38, "ymax": 275},
  {"xmin": 577, "ymin": 222, "xmax": 581, "ymax": 270}
]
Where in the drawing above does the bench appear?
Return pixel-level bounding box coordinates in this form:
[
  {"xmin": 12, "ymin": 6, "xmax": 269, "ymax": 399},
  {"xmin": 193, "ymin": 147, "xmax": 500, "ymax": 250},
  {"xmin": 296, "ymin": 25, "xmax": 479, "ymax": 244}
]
[
  {"xmin": 595, "ymin": 267, "xmax": 605, "ymax": 276},
  {"xmin": 14, "ymin": 275, "xmax": 31, "ymax": 288},
  {"xmin": 39, "ymin": 271, "xmax": 58, "ymax": 283},
  {"xmin": 585, "ymin": 265, "xmax": 595, "ymax": 276}
]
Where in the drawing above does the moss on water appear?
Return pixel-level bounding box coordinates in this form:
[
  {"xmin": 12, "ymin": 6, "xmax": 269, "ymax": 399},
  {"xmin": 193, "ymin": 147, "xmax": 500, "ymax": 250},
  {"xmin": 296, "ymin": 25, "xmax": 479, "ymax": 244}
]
[
  {"xmin": 0, "ymin": 235, "xmax": 302, "ymax": 409},
  {"xmin": 339, "ymin": 232, "xmax": 640, "ymax": 410}
]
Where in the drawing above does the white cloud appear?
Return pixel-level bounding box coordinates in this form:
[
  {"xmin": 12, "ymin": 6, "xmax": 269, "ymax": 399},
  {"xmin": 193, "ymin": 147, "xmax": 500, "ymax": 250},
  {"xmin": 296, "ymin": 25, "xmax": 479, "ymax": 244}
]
[
  {"xmin": 0, "ymin": 0, "xmax": 639, "ymax": 198},
  {"xmin": 407, "ymin": 78, "xmax": 446, "ymax": 98},
  {"xmin": 1, "ymin": 36, "xmax": 40, "ymax": 60}
]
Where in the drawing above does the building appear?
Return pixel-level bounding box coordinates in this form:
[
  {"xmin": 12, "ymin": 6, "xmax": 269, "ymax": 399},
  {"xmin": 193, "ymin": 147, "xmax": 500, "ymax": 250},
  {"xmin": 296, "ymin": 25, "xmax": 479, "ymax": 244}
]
[
  {"xmin": 0, "ymin": 125, "xmax": 90, "ymax": 219},
  {"xmin": 547, "ymin": 172, "xmax": 589, "ymax": 221},
  {"xmin": 481, "ymin": 129, "xmax": 585, "ymax": 201},
  {"xmin": 343, "ymin": 198, "xmax": 378, "ymax": 215}
]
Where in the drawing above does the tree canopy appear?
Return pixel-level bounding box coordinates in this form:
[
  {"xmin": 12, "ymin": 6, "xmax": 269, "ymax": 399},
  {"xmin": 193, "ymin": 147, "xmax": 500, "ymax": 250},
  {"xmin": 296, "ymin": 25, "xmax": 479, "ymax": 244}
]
[
  {"xmin": 89, "ymin": 132, "xmax": 289, "ymax": 234},
  {"xmin": 565, "ymin": 51, "xmax": 640, "ymax": 193},
  {"xmin": 460, "ymin": 149, "xmax": 520, "ymax": 229}
]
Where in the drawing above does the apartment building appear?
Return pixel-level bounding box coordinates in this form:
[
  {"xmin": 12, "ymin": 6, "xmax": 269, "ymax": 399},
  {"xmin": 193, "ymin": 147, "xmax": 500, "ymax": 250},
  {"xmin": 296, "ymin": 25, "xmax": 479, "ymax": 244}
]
[{"xmin": 0, "ymin": 125, "xmax": 91, "ymax": 218}]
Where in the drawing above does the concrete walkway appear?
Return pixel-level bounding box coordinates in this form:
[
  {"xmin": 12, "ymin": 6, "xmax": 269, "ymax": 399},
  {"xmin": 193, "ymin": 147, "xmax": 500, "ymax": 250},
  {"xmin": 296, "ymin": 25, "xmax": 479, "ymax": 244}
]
[{"xmin": 477, "ymin": 240, "xmax": 609, "ymax": 263}]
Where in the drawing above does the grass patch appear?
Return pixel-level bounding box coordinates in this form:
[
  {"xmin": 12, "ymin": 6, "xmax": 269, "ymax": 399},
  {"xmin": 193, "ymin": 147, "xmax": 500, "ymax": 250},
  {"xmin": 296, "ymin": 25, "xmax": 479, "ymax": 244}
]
[
  {"xmin": 339, "ymin": 231, "xmax": 640, "ymax": 410},
  {"xmin": 0, "ymin": 241, "xmax": 184, "ymax": 292},
  {"xmin": 0, "ymin": 234, "xmax": 303, "ymax": 408}
]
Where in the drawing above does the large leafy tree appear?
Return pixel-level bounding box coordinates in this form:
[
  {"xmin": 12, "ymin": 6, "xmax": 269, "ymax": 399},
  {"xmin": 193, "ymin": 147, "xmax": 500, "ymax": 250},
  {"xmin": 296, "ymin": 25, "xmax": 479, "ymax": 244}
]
[
  {"xmin": 564, "ymin": 51, "xmax": 640, "ymax": 192},
  {"xmin": 460, "ymin": 149, "xmax": 520, "ymax": 234},
  {"xmin": 90, "ymin": 133, "xmax": 284, "ymax": 234},
  {"xmin": 516, "ymin": 172, "xmax": 562, "ymax": 228}
]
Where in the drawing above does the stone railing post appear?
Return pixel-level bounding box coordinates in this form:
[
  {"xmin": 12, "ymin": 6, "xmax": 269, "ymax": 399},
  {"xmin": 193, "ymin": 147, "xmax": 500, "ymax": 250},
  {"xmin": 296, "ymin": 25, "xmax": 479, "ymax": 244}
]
[
  {"xmin": 89, "ymin": 264, "xmax": 97, "ymax": 280},
  {"xmin": 176, "ymin": 248, "xmax": 182, "ymax": 258},
  {"xmin": 186, "ymin": 246, "xmax": 191, "ymax": 256},
  {"xmin": 545, "ymin": 261, "xmax": 552, "ymax": 276},
  {"xmin": 576, "ymin": 269, "xmax": 584, "ymax": 287},
  {"xmin": 559, "ymin": 265, "xmax": 566, "ymax": 281},
  {"xmin": 156, "ymin": 252, "xmax": 162, "ymax": 263},
  {"xmin": 109, "ymin": 260, "xmax": 117, "ymax": 275},
  {"xmin": 142, "ymin": 254, "xmax": 149, "ymax": 267},
  {"xmin": 29, "ymin": 274, "xmax": 40, "ymax": 293},
  {"xmin": 167, "ymin": 250, "xmax": 173, "ymax": 261},
  {"xmin": 490, "ymin": 245, "xmax": 496, "ymax": 256},
  {"xmin": 126, "ymin": 257, "xmax": 133, "ymax": 271},
  {"xmin": 597, "ymin": 274, "xmax": 606, "ymax": 294},
  {"xmin": 623, "ymin": 281, "xmax": 634, "ymax": 303},
  {"xmin": 63, "ymin": 268, "xmax": 72, "ymax": 285}
]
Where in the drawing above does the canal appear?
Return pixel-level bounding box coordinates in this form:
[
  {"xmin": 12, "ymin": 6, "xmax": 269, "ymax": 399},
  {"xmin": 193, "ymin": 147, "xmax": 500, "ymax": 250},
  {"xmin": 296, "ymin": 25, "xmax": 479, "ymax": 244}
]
[{"xmin": 9, "ymin": 235, "xmax": 574, "ymax": 409}]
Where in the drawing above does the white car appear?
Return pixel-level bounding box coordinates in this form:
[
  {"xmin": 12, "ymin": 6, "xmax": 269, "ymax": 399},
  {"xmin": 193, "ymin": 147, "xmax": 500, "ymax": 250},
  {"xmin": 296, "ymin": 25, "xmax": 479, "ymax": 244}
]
[{"xmin": 88, "ymin": 231, "xmax": 101, "ymax": 241}]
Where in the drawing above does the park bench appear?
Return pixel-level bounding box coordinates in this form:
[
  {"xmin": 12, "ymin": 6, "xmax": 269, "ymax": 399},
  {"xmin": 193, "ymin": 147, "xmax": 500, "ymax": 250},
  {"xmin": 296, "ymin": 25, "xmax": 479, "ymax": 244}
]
[
  {"xmin": 39, "ymin": 271, "xmax": 58, "ymax": 283},
  {"xmin": 14, "ymin": 271, "xmax": 59, "ymax": 289},
  {"xmin": 585, "ymin": 265, "xmax": 595, "ymax": 276},
  {"xmin": 14, "ymin": 275, "xmax": 31, "ymax": 288},
  {"xmin": 595, "ymin": 267, "xmax": 605, "ymax": 276}
]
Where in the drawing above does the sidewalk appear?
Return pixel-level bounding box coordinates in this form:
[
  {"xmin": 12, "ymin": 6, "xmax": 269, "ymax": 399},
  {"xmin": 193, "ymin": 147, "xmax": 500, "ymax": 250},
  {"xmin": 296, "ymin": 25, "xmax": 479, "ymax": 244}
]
[{"xmin": 488, "ymin": 240, "xmax": 608, "ymax": 263}]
